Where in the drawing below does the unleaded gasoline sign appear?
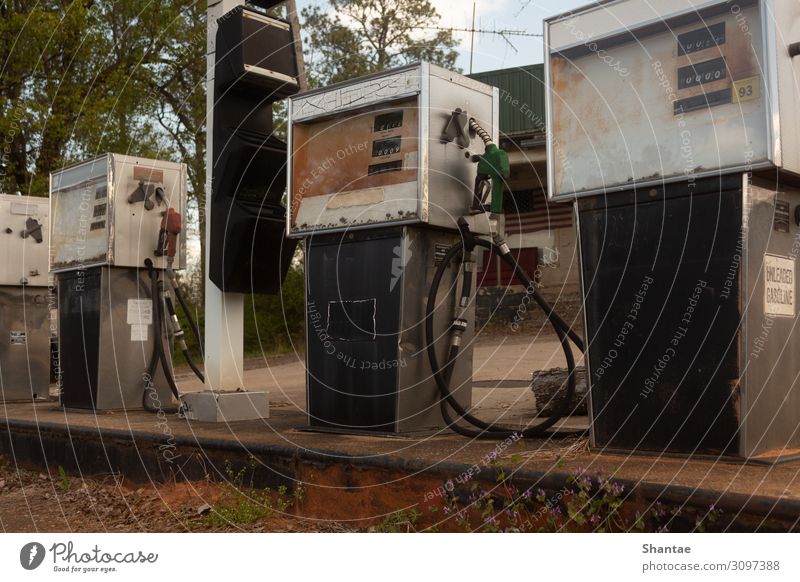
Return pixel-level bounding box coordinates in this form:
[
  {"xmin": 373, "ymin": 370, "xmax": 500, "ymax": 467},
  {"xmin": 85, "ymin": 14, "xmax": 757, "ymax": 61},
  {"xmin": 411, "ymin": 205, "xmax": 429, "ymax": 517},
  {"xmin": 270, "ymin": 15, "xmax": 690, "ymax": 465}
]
[{"xmin": 764, "ymin": 254, "xmax": 795, "ymax": 317}]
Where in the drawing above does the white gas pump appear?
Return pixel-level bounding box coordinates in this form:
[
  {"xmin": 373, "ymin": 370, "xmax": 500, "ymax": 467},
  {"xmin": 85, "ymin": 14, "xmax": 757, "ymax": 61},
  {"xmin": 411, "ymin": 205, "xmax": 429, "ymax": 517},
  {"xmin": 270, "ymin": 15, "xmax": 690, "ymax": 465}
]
[
  {"xmin": 545, "ymin": 0, "xmax": 800, "ymax": 460},
  {"xmin": 0, "ymin": 194, "xmax": 50, "ymax": 401},
  {"xmin": 49, "ymin": 154, "xmax": 190, "ymax": 411}
]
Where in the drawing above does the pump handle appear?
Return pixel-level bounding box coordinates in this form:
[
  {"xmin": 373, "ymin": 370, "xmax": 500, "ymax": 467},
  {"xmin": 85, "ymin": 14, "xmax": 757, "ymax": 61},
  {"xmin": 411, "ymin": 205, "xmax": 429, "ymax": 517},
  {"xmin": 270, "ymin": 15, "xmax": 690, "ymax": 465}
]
[{"xmin": 155, "ymin": 208, "xmax": 182, "ymax": 258}]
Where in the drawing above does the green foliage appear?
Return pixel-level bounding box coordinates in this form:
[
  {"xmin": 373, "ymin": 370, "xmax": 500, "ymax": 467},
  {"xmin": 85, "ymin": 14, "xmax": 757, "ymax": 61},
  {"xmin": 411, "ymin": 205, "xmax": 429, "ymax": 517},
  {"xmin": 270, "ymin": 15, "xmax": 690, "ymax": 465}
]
[
  {"xmin": 202, "ymin": 460, "xmax": 299, "ymax": 528},
  {"xmin": 0, "ymin": 1, "xmax": 195, "ymax": 197},
  {"xmin": 374, "ymin": 508, "xmax": 422, "ymax": 533},
  {"xmin": 435, "ymin": 469, "xmax": 728, "ymax": 533},
  {"xmin": 243, "ymin": 263, "xmax": 305, "ymax": 356},
  {"xmin": 57, "ymin": 465, "xmax": 71, "ymax": 492},
  {"xmin": 171, "ymin": 262, "xmax": 305, "ymax": 364},
  {"xmin": 301, "ymin": 0, "xmax": 460, "ymax": 86}
]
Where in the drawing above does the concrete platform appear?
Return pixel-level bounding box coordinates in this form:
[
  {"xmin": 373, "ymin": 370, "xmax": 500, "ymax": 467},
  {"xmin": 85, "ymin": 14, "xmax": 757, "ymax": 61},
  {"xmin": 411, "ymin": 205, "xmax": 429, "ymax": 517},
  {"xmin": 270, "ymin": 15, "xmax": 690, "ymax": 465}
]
[{"xmin": 1, "ymin": 335, "xmax": 799, "ymax": 531}]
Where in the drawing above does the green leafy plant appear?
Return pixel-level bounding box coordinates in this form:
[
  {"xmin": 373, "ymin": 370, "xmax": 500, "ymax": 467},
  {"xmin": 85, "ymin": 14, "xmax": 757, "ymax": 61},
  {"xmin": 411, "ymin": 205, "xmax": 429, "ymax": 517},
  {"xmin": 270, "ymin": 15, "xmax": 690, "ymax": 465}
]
[
  {"xmin": 374, "ymin": 508, "xmax": 422, "ymax": 533},
  {"xmin": 57, "ymin": 466, "xmax": 71, "ymax": 492},
  {"xmin": 201, "ymin": 460, "xmax": 299, "ymax": 528}
]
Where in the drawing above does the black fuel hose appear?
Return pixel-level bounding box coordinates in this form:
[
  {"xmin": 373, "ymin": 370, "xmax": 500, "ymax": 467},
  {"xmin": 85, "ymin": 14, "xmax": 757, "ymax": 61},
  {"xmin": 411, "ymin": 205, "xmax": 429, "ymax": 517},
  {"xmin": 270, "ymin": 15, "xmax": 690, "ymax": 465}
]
[
  {"xmin": 171, "ymin": 276, "xmax": 203, "ymax": 353},
  {"xmin": 165, "ymin": 270, "xmax": 205, "ymax": 381},
  {"xmin": 164, "ymin": 294, "xmax": 205, "ymax": 382},
  {"xmin": 426, "ymin": 236, "xmax": 586, "ymax": 439},
  {"xmin": 142, "ymin": 260, "xmax": 182, "ymax": 411}
]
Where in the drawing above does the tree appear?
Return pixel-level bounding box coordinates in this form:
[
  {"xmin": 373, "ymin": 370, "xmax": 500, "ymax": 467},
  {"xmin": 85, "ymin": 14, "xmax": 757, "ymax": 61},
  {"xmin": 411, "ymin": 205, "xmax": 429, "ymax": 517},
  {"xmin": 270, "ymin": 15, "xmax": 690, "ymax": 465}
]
[
  {"xmin": 0, "ymin": 1, "xmax": 169, "ymax": 197},
  {"xmin": 136, "ymin": 1, "xmax": 208, "ymax": 282},
  {"xmin": 301, "ymin": 0, "xmax": 460, "ymax": 86}
]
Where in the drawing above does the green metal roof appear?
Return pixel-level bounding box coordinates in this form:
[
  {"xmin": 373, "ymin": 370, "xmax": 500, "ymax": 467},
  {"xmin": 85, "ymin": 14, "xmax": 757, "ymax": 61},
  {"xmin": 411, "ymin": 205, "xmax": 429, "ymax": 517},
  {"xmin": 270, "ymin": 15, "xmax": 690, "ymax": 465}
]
[{"xmin": 469, "ymin": 64, "xmax": 546, "ymax": 137}]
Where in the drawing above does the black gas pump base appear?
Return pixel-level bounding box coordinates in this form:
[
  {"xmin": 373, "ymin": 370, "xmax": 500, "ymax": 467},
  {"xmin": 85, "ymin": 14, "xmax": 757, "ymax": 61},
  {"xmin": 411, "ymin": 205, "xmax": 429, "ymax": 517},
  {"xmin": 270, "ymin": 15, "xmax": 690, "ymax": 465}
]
[{"xmin": 588, "ymin": 444, "xmax": 800, "ymax": 467}]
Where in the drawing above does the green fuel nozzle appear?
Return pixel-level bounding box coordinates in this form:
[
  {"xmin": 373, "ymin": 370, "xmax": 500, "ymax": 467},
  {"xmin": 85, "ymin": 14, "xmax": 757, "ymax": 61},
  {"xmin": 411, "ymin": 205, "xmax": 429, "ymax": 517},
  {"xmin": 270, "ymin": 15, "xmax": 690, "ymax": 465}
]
[
  {"xmin": 467, "ymin": 117, "xmax": 509, "ymax": 214},
  {"xmin": 476, "ymin": 143, "xmax": 510, "ymax": 214}
]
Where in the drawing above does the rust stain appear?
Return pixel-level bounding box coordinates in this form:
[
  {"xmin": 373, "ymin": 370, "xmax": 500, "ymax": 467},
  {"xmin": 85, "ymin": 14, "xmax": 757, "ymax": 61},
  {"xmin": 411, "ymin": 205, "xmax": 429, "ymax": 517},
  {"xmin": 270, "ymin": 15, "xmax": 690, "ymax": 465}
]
[
  {"xmin": 133, "ymin": 167, "xmax": 164, "ymax": 183},
  {"xmin": 326, "ymin": 187, "xmax": 385, "ymax": 209},
  {"xmin": 290, "ymin": 98, "xmax": 418, "ymax": 228}
]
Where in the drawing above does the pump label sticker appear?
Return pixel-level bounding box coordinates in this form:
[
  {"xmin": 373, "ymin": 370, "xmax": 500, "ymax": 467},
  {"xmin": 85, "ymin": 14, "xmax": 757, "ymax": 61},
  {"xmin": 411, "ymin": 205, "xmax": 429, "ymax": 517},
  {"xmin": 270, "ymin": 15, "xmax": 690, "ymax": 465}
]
[
  {"xmin": 130, "ymin": 324, "xmax": 148, "ymax": 342},
  {"xmin": 764, "ymin": 254, "xmax": 795, "ymax": 317},
  {"xmin": 127, "ymin": 299, "xmax": 153, "ymax": 325}
]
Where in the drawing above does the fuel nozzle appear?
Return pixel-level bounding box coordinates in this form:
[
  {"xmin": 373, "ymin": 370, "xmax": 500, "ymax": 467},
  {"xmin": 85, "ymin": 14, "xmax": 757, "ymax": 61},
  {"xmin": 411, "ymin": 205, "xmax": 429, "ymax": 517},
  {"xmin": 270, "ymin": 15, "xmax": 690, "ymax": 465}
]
[
  {"xmin": 468, "ymin": 118, "xmax": 509, "ymax": 214},
  {"xmin": 155, "ymin": 208, "xmax": 182, "ymax": 258}
]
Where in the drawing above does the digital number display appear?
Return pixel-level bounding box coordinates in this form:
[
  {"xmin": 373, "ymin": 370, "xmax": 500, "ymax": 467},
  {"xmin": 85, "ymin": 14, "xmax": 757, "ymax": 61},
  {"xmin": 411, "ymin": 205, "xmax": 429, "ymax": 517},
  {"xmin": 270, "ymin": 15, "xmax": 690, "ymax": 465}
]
[
  {"xmin": 372, "ymin": 137, "xmax": 401, "ymax": 157},
  {"xmin": 673, "ymin": 87, "xmax": 731, "ymax": 115},
  {"xmin": 678, "ymin": 57, "xmax": 727, "ymax": 90},
  {"xmin": 368, "ymin": 160, "xmax": 403, "ymax": 175},
  {"xmin": 678, "ymin": 23, "xmax": 725, "ymax": 55},
  {"xmin": 374, "ymin": 111, "xmax": 404, "ymax": 132}
]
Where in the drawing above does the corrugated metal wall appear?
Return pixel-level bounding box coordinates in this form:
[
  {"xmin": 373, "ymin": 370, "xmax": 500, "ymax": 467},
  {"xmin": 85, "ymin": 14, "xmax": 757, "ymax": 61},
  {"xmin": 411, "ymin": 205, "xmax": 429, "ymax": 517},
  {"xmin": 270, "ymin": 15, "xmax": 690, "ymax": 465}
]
[{"xmin": 469, "ymin": 64, "xmax": 546, "ymax": 137}]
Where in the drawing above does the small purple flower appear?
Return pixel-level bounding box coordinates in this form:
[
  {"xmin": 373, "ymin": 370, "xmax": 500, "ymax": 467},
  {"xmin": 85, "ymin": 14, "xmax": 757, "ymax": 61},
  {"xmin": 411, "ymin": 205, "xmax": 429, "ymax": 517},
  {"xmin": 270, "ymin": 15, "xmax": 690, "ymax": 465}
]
[{"xmin": 443, "ymin": 506, "xmax": 451, "ymax": 514}]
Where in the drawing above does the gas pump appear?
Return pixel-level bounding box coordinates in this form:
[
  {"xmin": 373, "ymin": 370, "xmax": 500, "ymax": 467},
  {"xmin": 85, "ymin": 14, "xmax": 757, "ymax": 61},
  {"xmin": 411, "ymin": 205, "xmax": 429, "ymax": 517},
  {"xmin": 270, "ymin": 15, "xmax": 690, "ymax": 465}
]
[
  {"xmin": 545, "ymin": 0, "xmax": 800, "ymax": 460},
  {"xmin": 0, "ymin": 194, "xmax": 50, "ymax": 401},
  {"xmin": 50, "ymin": 154, "xmax": 190, "ymax": 411},
  {"xmin": 288, "ymin": 63, "xmax": 582, "ymax": 435}
]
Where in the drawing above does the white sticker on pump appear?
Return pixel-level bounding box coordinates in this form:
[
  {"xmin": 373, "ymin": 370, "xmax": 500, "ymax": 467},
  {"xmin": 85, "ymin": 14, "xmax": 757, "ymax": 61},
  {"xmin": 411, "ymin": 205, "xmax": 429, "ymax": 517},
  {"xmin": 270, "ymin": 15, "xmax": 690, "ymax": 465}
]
[
  {"xmin": 127, "ymin": 299, "xmax": 153, "ymax": 325},
  {"xmin": 130, "ymin": 324, "xmax": 148, "ymax": 342},
  {"xmin": 764, "ymin": 254, "xmax": 795, "ymax": 317}
]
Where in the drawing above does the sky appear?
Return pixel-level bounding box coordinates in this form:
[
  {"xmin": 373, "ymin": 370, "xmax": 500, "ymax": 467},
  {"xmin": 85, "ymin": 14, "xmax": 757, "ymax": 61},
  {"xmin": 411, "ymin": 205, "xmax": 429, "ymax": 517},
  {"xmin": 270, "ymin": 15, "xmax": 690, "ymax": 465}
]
[{"xmin": 295, "ymin": 0, "xmax": 589, "ymax": 74}]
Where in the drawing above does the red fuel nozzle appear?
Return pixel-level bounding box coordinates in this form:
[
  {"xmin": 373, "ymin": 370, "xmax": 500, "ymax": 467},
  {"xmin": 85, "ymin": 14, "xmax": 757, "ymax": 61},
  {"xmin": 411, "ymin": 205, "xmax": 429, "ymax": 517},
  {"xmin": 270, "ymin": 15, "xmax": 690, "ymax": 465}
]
[{"xmin": 155, "ymin": 208, "xmax": 182, "ymax": 258}]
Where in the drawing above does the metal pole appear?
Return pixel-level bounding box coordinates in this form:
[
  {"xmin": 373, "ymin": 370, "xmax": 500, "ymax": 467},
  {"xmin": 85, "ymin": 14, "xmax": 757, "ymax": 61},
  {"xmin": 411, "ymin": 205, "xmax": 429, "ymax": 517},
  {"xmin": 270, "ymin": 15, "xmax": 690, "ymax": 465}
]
[
  {"xmin": 285, "ymin": 0, "xmax": 308, "ymax": 91},
  {"xmin": 469, "ymin": 2, "xmax": 476, "ymax": 74},
  {"xmin": 204, "ymin": 0, "xmax": 245, "ymax": 392}
]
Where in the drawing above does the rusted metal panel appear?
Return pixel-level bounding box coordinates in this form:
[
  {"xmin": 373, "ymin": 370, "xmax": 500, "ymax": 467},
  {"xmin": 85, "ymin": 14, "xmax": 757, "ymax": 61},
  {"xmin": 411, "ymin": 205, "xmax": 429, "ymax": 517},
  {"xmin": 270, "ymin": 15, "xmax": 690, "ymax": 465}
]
[
  {"xmin": 547, "ymin": 1, "xmax": 771, "ymax": 199},
  {"xmin": 287, "ymin": 62, "xmax": 498, "ymax": 236}
]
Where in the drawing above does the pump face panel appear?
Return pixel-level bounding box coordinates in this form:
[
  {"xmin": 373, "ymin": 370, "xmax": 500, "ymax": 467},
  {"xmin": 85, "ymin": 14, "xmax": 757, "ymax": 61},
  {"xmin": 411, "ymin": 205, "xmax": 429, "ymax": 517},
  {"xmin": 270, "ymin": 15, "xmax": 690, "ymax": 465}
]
[
  {"xmin": 545, "ymin": 0, "xmax": 800, "ymax": 199},
  {"xmin": 50, "ymin": 154, "xmax": 187, "ymax": 272},
  {"xmin": 0, "ymin": 194, "xmax": 50, "ymax": 402},
  {"xmin": 0, "ymin": 194, "xmax": 49, "ymax": 287},
  {"xmin": 287, "ymin": 62, "xmax": 498, "ymax": 236}
]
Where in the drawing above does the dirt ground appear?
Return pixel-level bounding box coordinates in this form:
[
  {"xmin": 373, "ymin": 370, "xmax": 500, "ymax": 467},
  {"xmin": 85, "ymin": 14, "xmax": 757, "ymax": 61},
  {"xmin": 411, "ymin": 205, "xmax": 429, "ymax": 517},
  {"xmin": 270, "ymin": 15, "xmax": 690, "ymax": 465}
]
[
  {"xmin": 0, "ymin": 459, "xmax": 356, "ymax": 533},
  {"xmin": 0, "ymin": 325, "xmax": 591, "ymax": 533}
]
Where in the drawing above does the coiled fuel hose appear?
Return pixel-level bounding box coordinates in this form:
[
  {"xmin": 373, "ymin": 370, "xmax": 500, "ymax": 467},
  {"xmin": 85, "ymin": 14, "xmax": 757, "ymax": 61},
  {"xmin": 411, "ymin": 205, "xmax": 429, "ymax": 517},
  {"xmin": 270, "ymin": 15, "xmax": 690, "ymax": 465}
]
[{"xmin": 425, "ymin": 222, "xmax": 586, "ymax": 439}]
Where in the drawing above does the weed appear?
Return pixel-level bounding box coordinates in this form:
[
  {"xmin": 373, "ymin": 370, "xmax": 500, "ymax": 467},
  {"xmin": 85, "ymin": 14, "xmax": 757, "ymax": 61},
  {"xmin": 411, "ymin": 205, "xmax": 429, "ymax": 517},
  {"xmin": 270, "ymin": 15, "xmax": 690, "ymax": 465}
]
[
  {"xmin": 200, "ymin": 459, "xmax": 300, "ymax": 529},
  {"xmin": 433, "ymin": 467, "xmax": 728, "ymax": 533},
  {"xmin": 374, "ymin": 508, "xmax": 422, "ymax": 532},
  {"xmin": 57, "ymin": 466, "xmax": 71, "ymax": 492}
]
